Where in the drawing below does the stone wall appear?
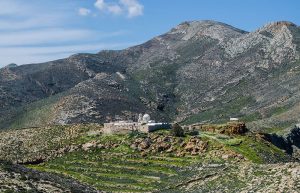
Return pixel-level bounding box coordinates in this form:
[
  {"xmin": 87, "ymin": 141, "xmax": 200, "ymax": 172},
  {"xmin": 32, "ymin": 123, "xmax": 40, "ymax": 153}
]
[
  {"xmin": 103, "ymin": 122, "xmax": 171, "ymax": 134},
  {"xmin": 147, "ymin": 123, "xmax": 171, "ymax": 132},
  {"xmin": 103, "ymin": 122, "xmax": 140, "ymax": 134}
]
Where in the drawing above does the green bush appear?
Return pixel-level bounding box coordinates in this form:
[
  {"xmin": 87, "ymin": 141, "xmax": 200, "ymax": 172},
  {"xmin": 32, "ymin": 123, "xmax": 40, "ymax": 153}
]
[
  {"xmin": 171, "ymin": 123, "xmax": 184, "ymax": 137},
  {"xmin": 185, "ymin": 129, "xmax": 199, "ymax": 136}
]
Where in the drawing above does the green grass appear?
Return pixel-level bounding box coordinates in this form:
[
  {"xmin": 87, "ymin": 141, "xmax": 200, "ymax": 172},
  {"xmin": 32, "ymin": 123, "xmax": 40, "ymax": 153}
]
[
  {"xmin": 266, "ymin": 106, "xmax": 290, "ymax": 117},
  {"xmin": 226, "ymin": 136, "xmax": 287, "ymax": 164},
  {"xmin": 182, "ymin": 96, "xmax": 256, "ymax": 125},
  {"xmin": 199, "ymin": 131, "xmax": 289, "ymax": 164},
  {"xmin": 5, "ymin": 92, "xmax": 65, "ymax": 129},
  {"xmin": 223, "ymin": 138, "xmax": 243, "ymax": 146},
  {"xmin": 26, "ymin": 132, "xmax": 215, "ymax": 192},
  {"xmin": 264, "ymin": 127, "xmax": 285, "ymax": 134},
  {"xmin": 240, "ymin": 112, "xmax": 262, "ymax": 122},
  {"xmin": 28, "ymin": 148, "xmax": 201, "ymax": 192}
]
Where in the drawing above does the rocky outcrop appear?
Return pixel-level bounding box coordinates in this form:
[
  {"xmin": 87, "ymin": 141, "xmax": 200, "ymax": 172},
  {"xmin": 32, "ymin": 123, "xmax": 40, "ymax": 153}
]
[
  {"xmin": 77, "ymin": 132, "xmax": 210, "ymax": 157},
  {"xmin": 129, "ymin": 135, "xmax": 209, "ymax": 157},
  {"xmin": 221, "ymin": 122, "xmax": 248, "ymax": 135},
  {"xmin": 200, "ymin": 122, "xmax": 248, "ymax": 135},
  {"xmin": 183, "ymin": 137, "xmax": 208, "ymax": 155},
  {"xmin": 258, "ymin": 126, "xmax": 300, "ymax": 159}
]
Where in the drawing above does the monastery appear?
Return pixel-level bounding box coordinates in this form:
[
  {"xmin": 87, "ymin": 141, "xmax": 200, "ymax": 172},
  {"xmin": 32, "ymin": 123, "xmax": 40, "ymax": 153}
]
[{"xmin": 103, "ymin": 114, "xmax": 171, "ymax": 134}]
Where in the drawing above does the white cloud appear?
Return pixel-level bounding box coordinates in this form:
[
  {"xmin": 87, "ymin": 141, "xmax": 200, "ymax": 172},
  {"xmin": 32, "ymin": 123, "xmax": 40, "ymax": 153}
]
[
  {"xmin": 0, "ymin": 28, "xmax": 94, "ymax": 46},
  {"xmin": 0, "ymin": 15, "xmax": 63, "ymax": 30},
  {"xmin": 0, "ymin": 42, "xmax": 135, "ymax": 65},
  {"xmin": 120, "ymin": 0, "xmax": 143, "ymax": 18},
  {"xmin": 94, "ymin": 0, "xmax": 143, "ymax": 18},
  {"xmin": 107, "ymin": 4, "xmax": 123, "ymax": 15},
  {"xmin": 0, "ymin": 27, "xmax": 132, "ymax": 65},
  {"xmin": 0, "ymin": 0, "xmax": 138, "ymax": 66},
  {"xmin": 78, "ymin": 8, "xmax": 91, "ymax": 16},
  {"xmin": 95, "ymin": 0, "xmax": 123, "ymax": 15},
  {"xmin": 0, "ymin": 0, "xmax": 28, "ymax": 15},
  {"xmin": 95, "ymin": 0, "xmax": 106, "ymax": 10},
  {"xmin": 0, "ymin": 29, "xmax": 129, "ymax": 47}
]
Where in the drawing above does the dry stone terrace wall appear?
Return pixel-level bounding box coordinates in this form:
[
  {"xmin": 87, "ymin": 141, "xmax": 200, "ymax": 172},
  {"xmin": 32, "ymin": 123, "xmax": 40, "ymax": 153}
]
[{"xmin": 0, "ymin": 124, "xmax": 102, "ymax": 164}]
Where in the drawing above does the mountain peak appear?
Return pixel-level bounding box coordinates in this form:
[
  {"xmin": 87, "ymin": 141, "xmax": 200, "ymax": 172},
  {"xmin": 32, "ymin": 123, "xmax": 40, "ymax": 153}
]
[
  {"xmin": 258, "ymin": 21, "xmax": 297, "ymax": 34},
  {"xmin": 169, "ymin": 20, "xmax": 246, "ymax": 41},
  {"xmin": 174, "ymin": 20, "xmax": 246, "ymax": 31},
  {"xmin": 2, "ymin": 63, "xmax": 18, "ymax": 69},
  {"xmin": 265, "ymin": 21, "xmax": 297, "ymax": 28}
]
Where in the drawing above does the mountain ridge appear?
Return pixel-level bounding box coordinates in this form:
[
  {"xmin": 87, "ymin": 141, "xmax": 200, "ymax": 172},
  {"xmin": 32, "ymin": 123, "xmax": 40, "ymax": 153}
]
[{"xmin": 0, "ymin": 20, "xmax": 300, "ymax": 132}]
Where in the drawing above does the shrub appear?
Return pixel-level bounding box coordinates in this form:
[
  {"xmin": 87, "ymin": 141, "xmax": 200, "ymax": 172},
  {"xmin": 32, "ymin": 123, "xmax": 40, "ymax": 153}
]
[
  {"xmin": 186, "ymin": 130, "xmax": 199, "ymax": 136},
  {"xmin": 171, "ymin": 123, "xmax": 184, "ymax": 137}
]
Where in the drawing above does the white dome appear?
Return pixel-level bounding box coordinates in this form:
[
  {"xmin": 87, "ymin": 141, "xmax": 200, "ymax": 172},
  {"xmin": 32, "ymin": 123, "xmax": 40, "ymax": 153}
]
[{"xmin": 142, "ymin": 114, "xmax": 151, "ymax": 122}]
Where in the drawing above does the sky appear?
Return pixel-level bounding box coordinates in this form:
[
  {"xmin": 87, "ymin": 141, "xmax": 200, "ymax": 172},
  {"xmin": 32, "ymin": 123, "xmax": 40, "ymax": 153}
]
[{"xmin": 0, "ymin": 0, "xmax": 299, "ymax": 66}]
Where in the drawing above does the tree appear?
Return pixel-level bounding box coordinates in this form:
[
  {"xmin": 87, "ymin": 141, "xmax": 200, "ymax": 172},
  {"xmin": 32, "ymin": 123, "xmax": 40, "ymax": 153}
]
[{"xmin": 171, "ymin": 123, "xmax": 184, "ymax": 137}]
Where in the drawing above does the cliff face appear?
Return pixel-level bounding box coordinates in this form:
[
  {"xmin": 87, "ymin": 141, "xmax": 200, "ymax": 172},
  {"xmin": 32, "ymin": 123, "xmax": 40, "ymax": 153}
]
[{"xmin": 0, "ymin": 20, "xmax": 300, "ymax": 131}]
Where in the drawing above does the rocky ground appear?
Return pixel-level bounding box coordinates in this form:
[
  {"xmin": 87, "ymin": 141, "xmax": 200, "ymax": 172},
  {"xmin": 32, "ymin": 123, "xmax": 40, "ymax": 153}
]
[
  {"xmin": 0, "ymin": 161, "xmax": 99, "ymax": 193},
  {"xmin": 172, "ymin": 162, "xmax": 300, "ymax": 193},
  {"xmin": 0, "ymin": 124, "xmax": 102, "ymax": 164}
]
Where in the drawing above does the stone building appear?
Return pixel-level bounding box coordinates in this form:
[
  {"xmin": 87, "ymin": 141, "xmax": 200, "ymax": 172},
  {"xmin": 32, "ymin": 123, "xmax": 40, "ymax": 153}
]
[{"xmin": 103, "ymin": 114, "xmax": 171, "ymax": 134}]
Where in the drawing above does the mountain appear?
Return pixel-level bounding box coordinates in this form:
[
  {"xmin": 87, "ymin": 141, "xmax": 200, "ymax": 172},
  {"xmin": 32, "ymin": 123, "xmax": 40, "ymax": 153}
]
[{"xmin": 1, "ymin": 20, "xmax": 300, "ymax": 131}]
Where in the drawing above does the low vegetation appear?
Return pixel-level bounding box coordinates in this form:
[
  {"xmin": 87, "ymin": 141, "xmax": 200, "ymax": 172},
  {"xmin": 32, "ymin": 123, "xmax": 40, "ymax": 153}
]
[
  {"xmin": 17, "ymin": 122, "xmax": 292, "ymax": 192},
  {"xmin": 170, "ymin": 123, "xmax": 184, "ymax": 137}
]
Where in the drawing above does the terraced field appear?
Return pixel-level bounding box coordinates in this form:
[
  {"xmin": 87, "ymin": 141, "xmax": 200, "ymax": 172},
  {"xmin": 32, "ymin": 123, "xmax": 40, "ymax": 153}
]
[
  {"xmin": 26, "ymin": 128, "xmax": 293, "ymax": 192},
  {"xmin": 29, "ymin": 147, "xmax": 209, "ymax": 192},
  {"xmin": 25, "ymin": 131, "xmax": 225, "ymax": 192}
]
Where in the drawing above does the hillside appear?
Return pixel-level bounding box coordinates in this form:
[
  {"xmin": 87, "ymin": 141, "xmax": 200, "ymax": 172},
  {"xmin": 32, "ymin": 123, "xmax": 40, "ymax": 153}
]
[
  {"xmin": 0, "ymin": 161, "xmax": 98, "ymax": 193},
  {"xmin": 0, "ymin": 124, "xmax": 299, "ymax": 192},
  {"xmin": 1, "ymin": 20, "xmax": 300, "ymax": 132}
]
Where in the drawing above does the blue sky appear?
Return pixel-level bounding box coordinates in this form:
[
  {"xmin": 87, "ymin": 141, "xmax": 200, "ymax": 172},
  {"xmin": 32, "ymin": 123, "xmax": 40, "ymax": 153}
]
[{"xmin": 0, "ymin": 0, "xmax": 299, "ymax": 66}]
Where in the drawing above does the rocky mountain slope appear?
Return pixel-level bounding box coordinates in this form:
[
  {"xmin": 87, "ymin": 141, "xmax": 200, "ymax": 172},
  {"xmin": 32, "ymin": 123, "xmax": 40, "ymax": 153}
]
[
  {"xmin": 0, "ymin": 161, "xmax": 98, "ymax": 193},
  {"xmin": 1, "ymin": 20, "xmax": 300, "ymax": 132}
]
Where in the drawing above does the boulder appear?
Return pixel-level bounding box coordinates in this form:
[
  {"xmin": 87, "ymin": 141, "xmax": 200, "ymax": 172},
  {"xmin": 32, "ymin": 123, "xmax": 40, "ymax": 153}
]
[
  {"xmin": 184, "ymin": 142, "xmax": 195, "ymax": 152},
  {"xmin": 157, "ymin": 142, "xmax": 171, "ymax": 152},
  {"xmin": 97, "ymin": 144, "xmax": 105, "ymax": 149},
  {"xmin": 82, "ymin": 141, "xmax": 97, "ymax": 151},
  {"xmin": 138, "ymin": 138, "xmax": 151, "ymax": 150}
]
